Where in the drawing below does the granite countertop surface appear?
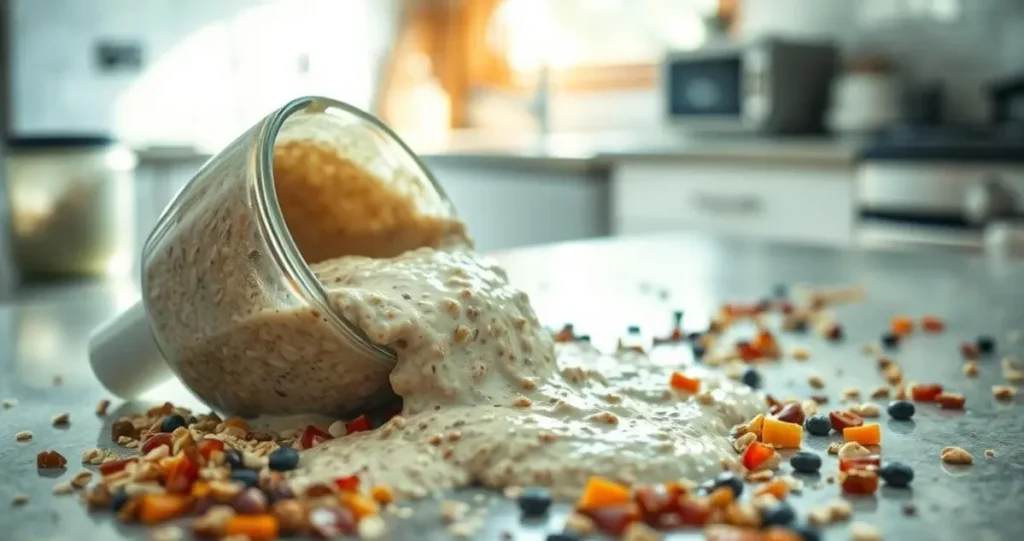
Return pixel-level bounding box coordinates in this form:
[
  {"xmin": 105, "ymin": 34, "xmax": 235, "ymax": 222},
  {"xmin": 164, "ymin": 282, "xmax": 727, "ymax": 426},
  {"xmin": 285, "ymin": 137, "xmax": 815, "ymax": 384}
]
[{"xmin": 2, "ymin": 232, "xmax": 1022, "ymax": 541}]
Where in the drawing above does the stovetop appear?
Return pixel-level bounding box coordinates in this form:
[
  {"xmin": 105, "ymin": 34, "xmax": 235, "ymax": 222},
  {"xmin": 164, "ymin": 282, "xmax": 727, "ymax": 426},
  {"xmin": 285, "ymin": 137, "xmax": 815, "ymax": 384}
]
[{"xmin": 858, "ymin": 123, "xmax": 1024, "ymax": 162}]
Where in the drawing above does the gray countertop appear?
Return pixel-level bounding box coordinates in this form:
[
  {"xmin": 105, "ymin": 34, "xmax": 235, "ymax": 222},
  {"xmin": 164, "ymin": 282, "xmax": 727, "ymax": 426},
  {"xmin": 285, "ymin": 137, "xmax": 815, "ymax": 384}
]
[{"xmin": 2, "ymin": 233, "xmax": 1023, "ymax": 541}]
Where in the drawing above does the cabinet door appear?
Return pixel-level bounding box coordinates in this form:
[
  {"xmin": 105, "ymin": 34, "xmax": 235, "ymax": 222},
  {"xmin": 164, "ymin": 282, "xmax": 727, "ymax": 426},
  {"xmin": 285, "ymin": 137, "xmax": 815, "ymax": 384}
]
[{"xmin": 613, "ymin": 159, "xmax": 853, "ymax": 246}]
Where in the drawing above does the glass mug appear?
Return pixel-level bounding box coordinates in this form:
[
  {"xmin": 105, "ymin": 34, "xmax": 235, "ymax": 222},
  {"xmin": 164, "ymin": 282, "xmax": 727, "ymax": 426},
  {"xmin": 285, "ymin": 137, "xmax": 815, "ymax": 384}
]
[{"xmin": 90, "ymin": 96, "xmax": 463, "ymax": 418}]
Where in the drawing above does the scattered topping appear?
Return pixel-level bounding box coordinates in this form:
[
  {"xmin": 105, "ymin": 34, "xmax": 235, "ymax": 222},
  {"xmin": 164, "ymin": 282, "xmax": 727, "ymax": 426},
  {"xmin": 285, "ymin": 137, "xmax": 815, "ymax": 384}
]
[
  {"xmin": 742, "ymin": 441, "xmax": 776, "ymax": 471},
  {"xmin": 792, "ymin": 347, "xmax": 810, "ymax": 361},
  {"xmin": 789, "ymin": 451, "xmax": 822, "ymax": 474},
  {"xmin": 909, "ymin": 383, "xmax": 943, "ymax": 402},
  {"xmin": 869, "ymin": 386, "xmax": 890, "ymax": 399},
  {"xmin": 985, "ymin": 449, "xmax": 996, "ymax": 458},
  {"xmin": 732, "ymin": 432, "xmax": 756, "ymax": 453},
  {"xmin": 976, "ymin": 335, "xmax": 995, "ymax": 354},
  {"xmin": 940, "ymin": 446, "xmax": 973, "ymax": 465},
  {"xmin": 963, "ymin": 361, "xmax": 979, "ymax": 378},
  {"xmin": 36, "ymin": 450, "xmax": 68, "ymax": 469},
  {"xmin": 761, "ymin": 501, "xmax": 796, "ymax": 527},
  {"xmin": 936, "ymin": 392, "xmax": 966, "ymax": 410},
  {"xmin": 843, "ymin": 424, "xmax": 881, "ymax": 446},
  {"xmin": 669, "ymin": 371, "xmax": 701, "ymax": 394},
  {"xmin": 890, "ymin": 317, "xmax": 913, "ymax": 336},
  {"xmin": 960, "ymin": 342, "xmax": 980, "ymax": 360},
  {"xmin": 880, "ymin": 332, "xmax": 900, "ymax": 350},
  {"xmin": 225, "ymin": 514, "xmax": 280, "ymax": 540},
  {"xmin": 840, "ymin": 468, "xmax": 879, "ymax": 495},
  {"xmin": 839, "ymin": 454, "xmax": 880, "ymax": 473},
  {"xmin": 879, "ymin": 462, "xmax": 914, "ymax": 488},
  {"xmin": 11, "ymin": 494, "xmax": 29, "ymax": 506},
  {"xmin": 53, "ymin": 482, "xmax": 74, "ymax": 495},
  {"xmin": 807, "ymin": 374, "xmax": 825, "ymax": 389},
  {"xmin": 886, "ymin": 400, "xmax": 915, "ymax": 420},
  {"xmin": 849, "ymin": 403, "xmax": 881, "ymax": 418},
  {"xmin": 826, "ymin": 442, "xmax": 842, "ymax": 455},
  {"xmin": 52, "ymin": 412, "xmax": 71, "ymax": 426},
  {"xmin": 741, "ymin": 368, "xmax": 762, "ymax": 389},
  {"xmin": 837, "ymin": 442, "xmax": 871, "ymax": 460},
  {"xmin": 992, "ymin": 385, "xmax": 1017, "ymax": 401},
  {"xmin": 577, "ymin": 477, "xmax": 630, "ymax": 510},
  {"xmin": 771, "ymin": 403, "xmax": 806, "ymax": 426},
  {"xmin": 850, "ymin": 521, "xmax": 883, "ymax": 541},
  {"xmin": 95, "ymin": 399, "xmax": 111, "ymax": 416},
  {"xmin": 841, "ymin": 388, "xmax": 861, "ymax": 401},
  {"xmin": 828, "ymin": 410, "xmax": 864, "ymax": 432},
  {"xmin": 803, "ymin": 415, "xmax": 831, "ymax": 437},
  {"xmin": 761, "ymin": 417, "xmax": 803, "ymax": 448},
  {"xmin": 517, "ymin": 487, "xmax": 552, "ymax": 517},
  {"xmin": 921, "ymin": 316, "xmax": 945, "ymax": 332},
  {"xmin": 71, "ymin": 471, "xmax": 94, "ymax": 489},
  {"xmin": 15, "ymin": 430, "xmax": 32, "ymax": 441}
]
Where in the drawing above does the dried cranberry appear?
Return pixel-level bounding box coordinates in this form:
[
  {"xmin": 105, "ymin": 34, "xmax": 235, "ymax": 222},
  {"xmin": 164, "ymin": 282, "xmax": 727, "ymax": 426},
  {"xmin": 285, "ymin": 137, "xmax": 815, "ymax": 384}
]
[
  {"xmin": 772, "ymin": 403, "xmax": 806, "ymax": 425},
  {"xmin": 828, "ymin": 410, "xmax": 864, "ymax": 431}
]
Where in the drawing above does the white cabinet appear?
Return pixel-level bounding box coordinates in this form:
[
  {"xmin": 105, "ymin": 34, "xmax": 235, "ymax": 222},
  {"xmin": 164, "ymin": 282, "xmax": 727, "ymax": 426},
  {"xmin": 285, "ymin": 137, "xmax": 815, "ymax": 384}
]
[
  {"xmin": 423, "ymin": 158, "xmax": 610, "ymax": 252},
  {"xmin": 612, "ymin": 159, "xmax": 854, "ymax": 246}
]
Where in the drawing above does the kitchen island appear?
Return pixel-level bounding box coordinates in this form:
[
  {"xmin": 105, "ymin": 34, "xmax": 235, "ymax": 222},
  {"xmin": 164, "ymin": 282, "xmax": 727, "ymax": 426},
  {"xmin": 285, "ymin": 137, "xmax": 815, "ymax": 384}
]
[{"xmin": 1, "ymin": 233, "xmax": 1022, "ymax": 541}]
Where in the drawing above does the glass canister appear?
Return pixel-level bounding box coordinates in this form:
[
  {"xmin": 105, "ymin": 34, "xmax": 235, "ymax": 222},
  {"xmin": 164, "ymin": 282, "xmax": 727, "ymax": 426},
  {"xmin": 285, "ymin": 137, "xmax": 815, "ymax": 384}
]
[{"xmin": 90, "ymin": 96, "xmax": 465, "ymax": 418}]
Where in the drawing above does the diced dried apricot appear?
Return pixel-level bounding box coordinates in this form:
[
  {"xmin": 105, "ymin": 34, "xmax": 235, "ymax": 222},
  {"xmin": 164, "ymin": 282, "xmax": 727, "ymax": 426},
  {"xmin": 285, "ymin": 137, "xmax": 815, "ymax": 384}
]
[
  {"xmin": 891, "ymin": 316, "xmax": 914, "ymax": 336},
  {"xmin": 577, "ymin": 477, "xmax": 631, "ymax": 510},
  {"xmin": 772, "ymin": 403, "xmax": 805, "ymax": 426},
  {"xmin": 225, "ymin": 514, "xmax": 279, "ymax": 541},
  {"xmin": 762, "ymin": 527, "xmax": 804, "ymax": 541},
  {"xmin": 191, "ymin": 480, "xmax": 211, "ymax": 499},
  {"xmin": 839, "ymin": 454, "xmax": 881, "ymax": 472},
  {"xmin": 843, "ymin": 423, "xmax": 881, "ymax": 446},
  {"xmin": 737, "ymin": 342, "xmax": 761, "ymax": 362},
  {"xmin": 198, "ymin": 438, "xmax": 225, "ymax": 462},
  {"xmin": 670, "ymin": 371, "xmax": 701, "ymax": 393},
  {"xmin": 742, "ymin": 441, "xmax": 775, "ymax": 470},
  {"xmin": 921, "ymin": 316, "xmax": 945, "ymax": 333},
  {"xmin": 754, "ymin": 478, "xmax": 789, "ymax": 500},
  {"xmin": 708, "ymin": 487, "xmax": 734, "ymax": 508},
  {"xmin": 761, "ymin": 417, "xmax": 803, "ymax": 448},
  {"xmin": 339, "ymin": 492, "xmax": 379, "ymax": 519},
  {"xmin": 841, "ymin": 468, "xmax": 879, "ymax": 495},
  {"xmin": 829, "ymin": 410, "xmax": 864, "ymax": 431},
  {"xmin": 139, "ymin": 493, "xmax": 191, "ymax": 525},
  {"xmin": 163, "ymin": 453, "xmax": 199, "ymax": 494},
  {"xmin": 370, "ymin": 485, "xmax": 394, "ymax": 505},
  {"xmin": 936, "ymin": 392, "xmax": 966, "ymax": 409},
  {"xmin": 910, "ymin": 383, "xmax": 943, "ymax": 402},
  {"xmin": 750, "ymin": 330, "xmax": 780, "ymax": 359}
]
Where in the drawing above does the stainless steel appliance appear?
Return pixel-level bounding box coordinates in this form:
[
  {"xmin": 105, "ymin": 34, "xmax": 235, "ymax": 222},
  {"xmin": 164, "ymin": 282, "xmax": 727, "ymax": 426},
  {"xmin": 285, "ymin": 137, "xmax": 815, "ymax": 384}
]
[
  {"xmin": 855, "ymin": 127, "xmax": 1024, "ymax": 255},
  {"xmin": 663, "ymin": 38, "xmax": 838, "ymax": 134}
]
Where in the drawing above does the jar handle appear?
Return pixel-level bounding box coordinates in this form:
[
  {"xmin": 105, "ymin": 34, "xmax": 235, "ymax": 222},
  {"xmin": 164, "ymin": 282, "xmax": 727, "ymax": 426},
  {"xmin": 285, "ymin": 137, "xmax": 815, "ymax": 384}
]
[{"xmin": 89, "ymin": 300, "xmax": 172, "ymax": 399}]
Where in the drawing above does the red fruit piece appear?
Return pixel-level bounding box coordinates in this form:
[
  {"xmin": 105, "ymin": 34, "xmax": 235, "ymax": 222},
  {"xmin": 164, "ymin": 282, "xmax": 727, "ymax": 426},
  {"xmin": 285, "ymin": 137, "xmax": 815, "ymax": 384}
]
[
  {"xmin": 345, "ymin": 415, "xmax": 371, "ymax": 434},
  {"xmin": 164, "ymin": 454, "xmax": 199, "ymax": 494},
  {"xmin": 99, "ymin": 457, "xmax": 138, "ymax": 476},
  {"xmin": 910, "ymin": 383, "xmax": 943, "ymax": 402},
  {"xmin": 300, "ymin": 425, "xmax": 332, "ymax": 449},
  {"xmin": 676, "ymin": 498, "xmax": 713, "ymax": 527},
  {"xmin": 839, "ymin": 454, "xmax": 881, "ymax": 473},
  {"xmin": 751, "ymin": 330, "xmax": 780, "ymax": 358},
  {"xmin": 581, "ymin": 505, "xmax": 639, "ymax": 536},
  {"xmin": 633, "ymin": 486, "xmax": 677, "ymax": 524},
  {"xmin": 141, "ymin": 433, "xmax": 173, "ymax": 455},
  {"xmin": 959, "ymin": 342, "xmax": 979, "ymax": 360},
  {"xmin": 333, "ymin": 475, "xmax": 360, "ymax": 493},
  {"xmin": 198, "ymin": 438, "xmax": 225, "ymax": 461},
  {"xmin": 772, "ymin": 403, "xmax": 806, "ymax": 425},
  {"xmin": 829, "ymin": 410, "xmax": 864, "ymax": 431},
  {"xmin": 841, "ymin": 468, "xmax": 879, "ymax": 495},
  {"xmin": 737, "ymin": 342, "xmax": 760, "ymax": 362},
  {"xmin": 742, "ymin": 441, "xmax": 775, "ymax": 471}
]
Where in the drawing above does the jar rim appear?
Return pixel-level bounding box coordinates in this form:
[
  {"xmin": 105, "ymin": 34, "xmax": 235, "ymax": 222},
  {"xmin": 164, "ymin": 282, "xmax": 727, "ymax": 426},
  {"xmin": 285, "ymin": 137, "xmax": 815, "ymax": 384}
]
[{"xmin": 253, "ymin": 96, "xmax": 455, "ymax": 365}]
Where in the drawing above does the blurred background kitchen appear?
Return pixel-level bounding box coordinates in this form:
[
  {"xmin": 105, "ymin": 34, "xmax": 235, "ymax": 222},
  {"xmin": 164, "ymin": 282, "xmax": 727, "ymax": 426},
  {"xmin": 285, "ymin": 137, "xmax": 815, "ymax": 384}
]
[{"xmin": 1, "ymin": 0, "xmax": 1023, "ymax": 298}]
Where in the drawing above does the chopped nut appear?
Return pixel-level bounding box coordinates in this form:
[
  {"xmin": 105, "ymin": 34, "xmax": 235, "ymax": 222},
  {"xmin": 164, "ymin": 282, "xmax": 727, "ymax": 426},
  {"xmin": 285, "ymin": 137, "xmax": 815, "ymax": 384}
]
[
  {"xmin": 963, "ymin": 361, "xmax": 979, "ymax": 378},
  {"xmin": 70, "ymin": 471, "xmax": 94, "ymax": 489},
  {"xmin": 936, "ymin": 392, "xmax": 966, "ymax": 409},
  {"xmin": 792, "ymin": 347, "xmax": 810, "ymax": 360},
  {"xmin": 884, "ymin": 364, "xmax": 903, "ymax": 384},
  {"xmin": 810, "ymin": 394, "xmax": 829, "ymax": 404},
  {"xmin": 732, "ymin": 432, "xmax": 757, "ymax": 453},
  {"xmin": 564, "ymin": 513, "xmax": 596, "ymax": 535},
  {"xmin": 1, "ymin": 398, "xmax": 18, "ymax": 408},
  {"xmin": 440, "ymin": 500, "xmax": 469, "ymax": 523},
  {"xmin": 838, "ymin": 442, "xmax": 870, "ymax": 459},
  {"xmin": 941, "ymin": 446, "xmax": 973, "ymax": 465},
  {"xmin": 84, "ymin": 483, "xmax": 113, "ymax": 508},
  {"xmin": 144, "ymin": 444, "xmax": 170, "ymax": 462},
  {"xmin": 850, "ymin": 521, "xmax": 883, "ymax": 541},
  {"xmin": 52, "ymin": 482, "xmax": 74, "ymax": 495},
  {"xmin": 358, "ymin": 516, "xmax": 387, "ymax": 540},
  {"xmin": 111, "ymin": 419, "xmax": 136, "ymax": 441},
  {"xmin": 696, "ymin": 392, "xmax": 715, "ymax": 405},
  {"xmin": 992, "ymin": 385, "xmax": 1017, "ymax": 401},
  {"xmin": 622, "ymin": 521, "xmax": 661, "ymax": 541},
  {"xmin": 829, "ymin": 499, "xmax": 852, "ymax": 520},
  {"xmin": 512, "ymin": 396, "xmax": 533, "ymax": 408},
  {"xmin": 327, "ymin": 421, "xmax": 347, "ymax": 438},
  {"xmin": 11, "ymin": 494, "xmax": 28, "ymax": 506},
  {"xmin": 827, "ymin": 441, "xmax": 842, "ymax": 455},
  {"xmin": 150, "ymin": 526, "xmax": 184, "ymax": 541},
  {"xmin": 746, "ymin": 469, "xmax": 774, "ymax": 482},
  {"xmin": 808, "ymin": 374, "xmax": 825, "ymax": 389},
  {"xmin": 36, "ymin": 450, "xmax": 67, "ymax": 469},
  {"xmin": 116, "ymin": 435, "xmax": 134, "ymax": 446},
  {"xmin": 861, "ymin": 343, "xmax": 880, "ymax": 355},
  {"xmin": 52, "ymin": 412, "xmax": 70, "ymax": 426},
  {"xmin": 81, "ymin": 448, "xmax": 104, "ymax": 465},
  {"xmin": 192, "ymin": 505, "xmax": 235, "ymax": 538},
  {"xmin": 842, "ymin": 387, "xmax": 861, "ymax": 401},
  {"xmin": 800, "ymin": 399, "xmax": 819, "ymax": 417},
  {"xmin": 985, "ymin": 449, "xmax": 995, "ymax": 458},
  {"xmin": 209, "ymin": 481, "xmax": 244, "ymax": 502},
  {"xmin": 869, "ymin": 386, "xmax": 890, "ymax": 399},
  {"xmin": 893, "ymin": 383, "xmax": 908, "ymax": 400},
  {"xmin": 902, "ymin": 503, "xmax": 917, "ymax": 516},
  {"xmin": 95, "ymin": 399, "xmax": 111, "ymax": 416},
  {"xmin": 850, "ymin": 402, "xmax": 881, "ymax": 418},
  {"xmin": 15, "ymin": 430, "xmax": 32, "ymax": 441},
  {"xmin": 876, "ymin": 356, "xmax": 892, "ymax": 369}
]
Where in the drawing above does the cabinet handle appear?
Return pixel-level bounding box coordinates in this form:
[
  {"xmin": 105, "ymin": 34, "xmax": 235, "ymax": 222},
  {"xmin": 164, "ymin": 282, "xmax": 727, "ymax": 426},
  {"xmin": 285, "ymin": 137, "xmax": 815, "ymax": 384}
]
[{"xmin": 691, "ymin": 192, "xmax": 763, "ymax": 215}]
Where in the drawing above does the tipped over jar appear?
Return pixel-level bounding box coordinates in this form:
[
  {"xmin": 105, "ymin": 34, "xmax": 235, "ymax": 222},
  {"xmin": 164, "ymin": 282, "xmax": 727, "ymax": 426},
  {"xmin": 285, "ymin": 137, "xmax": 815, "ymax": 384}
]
[{"xmin": 91, "ymin": 97, "xmax": 468, "ymax": 418}]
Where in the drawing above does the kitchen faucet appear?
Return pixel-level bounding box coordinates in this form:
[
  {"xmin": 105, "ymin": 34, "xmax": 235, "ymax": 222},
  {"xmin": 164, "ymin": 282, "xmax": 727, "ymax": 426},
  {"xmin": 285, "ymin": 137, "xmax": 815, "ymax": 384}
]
[{"xmin": 529, "ymin": 63, "xmax": 551, "ymax": 141}]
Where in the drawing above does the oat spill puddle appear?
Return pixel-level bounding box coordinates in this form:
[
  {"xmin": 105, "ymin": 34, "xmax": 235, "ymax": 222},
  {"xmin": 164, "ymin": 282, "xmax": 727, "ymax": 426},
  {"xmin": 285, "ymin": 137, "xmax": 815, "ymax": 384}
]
[{"xmin": 287, "ymin": 246, "xmax": 763, "ymax": 499}]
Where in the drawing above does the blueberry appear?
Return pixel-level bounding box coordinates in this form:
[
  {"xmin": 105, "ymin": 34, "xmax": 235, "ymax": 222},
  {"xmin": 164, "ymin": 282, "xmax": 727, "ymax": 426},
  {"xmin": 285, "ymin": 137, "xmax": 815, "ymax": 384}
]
[
  {"xmin": 790, "ymin": 451, "xmax": 822, "ymax": 474},
  {"xmin": 792, "ymin": 525, "xmax": 822, "ymax": 541},
  {"xmin": 517, "ymin": 487, "xmax": 552, "ymax": 517},
  {"xmin": 230, "ymin": 468, "xmax": 259, "ymax": 488},
  {"xmin": 627, "ymin": 325, "xmax": 641, "ymax": 335},
  {"xmin": 977, "ymin": 335, "xmax": 995, "ymax": 354},
  {"xmin": 672, "ymin": 311, "xmax": 684, "ymax": 326},
  {"xmin": 713, "ymin": 472, "xmax": 743, "ymax": 498},
  {"xmin": 110, "ymin": 490, "xmax": 129, "ymax": 511},
  {"xmin": 881, "ymin": 332, "xmax": 900, "ymax": 349},
  {"xmin": 880, "ymin": 462, "xmax": 914, "ymax": 488},
  {"xmin": 160, "ymin": 414, "xmax": 187, "ymax": 433},
  {"xmin": 577, "ymin": 335, "xmax": 591, "ymax": 343},
  {"xmin": 761, "ymin": 501, "xmax": 796, "ymax": 526},
  {"xmin": 741, "ymin": 368, "xmax": 762, "ymax": 389},
  {"xmin": 225, "ymin": 449, "xmax": 244, "ymax": 470},
  {"xmin": 267, "ymin": 447, "xmax": 300, "ymax": 472},
  {"xmin": 791, "ymin": 320, "xmax": 809, "ymax": 333},
  {"xmin": 773, "ymin": 284, "xmax": 788, "ymax": 298},
  {"xmin": 691, "ymin": 343, "xmax": 706, "ymax": 360},
  {"xmin": 546, "ymin": 533, "xmax": 580, "ymax": 541},
  {"xmin": 887, "ymin": 400, "xmax": 915, "ymax": 421},
  {"xmin": 804, "ymin": 415, "xmax": 832, "ymax": 437}
]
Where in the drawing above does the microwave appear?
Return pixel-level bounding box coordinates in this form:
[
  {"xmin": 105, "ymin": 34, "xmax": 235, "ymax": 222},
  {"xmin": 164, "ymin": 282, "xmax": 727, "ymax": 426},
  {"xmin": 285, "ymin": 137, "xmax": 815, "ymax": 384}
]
[{"xmin": 663, "ymin": 38, "xmax": 838, "ymax": 134}]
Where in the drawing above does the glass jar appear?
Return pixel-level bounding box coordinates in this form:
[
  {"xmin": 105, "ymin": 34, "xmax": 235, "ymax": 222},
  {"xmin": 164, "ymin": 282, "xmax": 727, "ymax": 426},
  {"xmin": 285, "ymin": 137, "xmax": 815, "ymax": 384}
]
[
  {"xmin": 4, "ymin": 137, "xmax": 136, "ymax": 279},
  {"xmin": 90, "ymin": 96, "xmax": 462, "ymax": 418}
]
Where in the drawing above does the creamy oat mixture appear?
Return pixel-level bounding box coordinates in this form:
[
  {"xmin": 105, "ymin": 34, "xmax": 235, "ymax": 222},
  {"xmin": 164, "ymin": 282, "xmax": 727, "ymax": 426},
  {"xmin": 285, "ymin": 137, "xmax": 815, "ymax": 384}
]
[{"xmin": 146, "ymin": 136, "xmax": 762, "ymax": 500}]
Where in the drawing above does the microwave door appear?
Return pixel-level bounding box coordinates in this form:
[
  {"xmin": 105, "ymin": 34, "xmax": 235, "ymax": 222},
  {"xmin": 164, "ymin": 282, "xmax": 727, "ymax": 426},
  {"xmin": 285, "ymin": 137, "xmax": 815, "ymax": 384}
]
[{"xmin": 665, "ymin": 55, "xmax": 745, "ymax": 130}]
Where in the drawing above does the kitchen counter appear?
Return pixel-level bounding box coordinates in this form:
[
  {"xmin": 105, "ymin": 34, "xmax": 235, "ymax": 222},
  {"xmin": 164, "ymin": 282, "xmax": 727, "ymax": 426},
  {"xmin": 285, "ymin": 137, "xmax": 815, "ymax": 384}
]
[{"xmin": 2, "ymin": 232, "xmax": 1023, "ymax": 541}]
